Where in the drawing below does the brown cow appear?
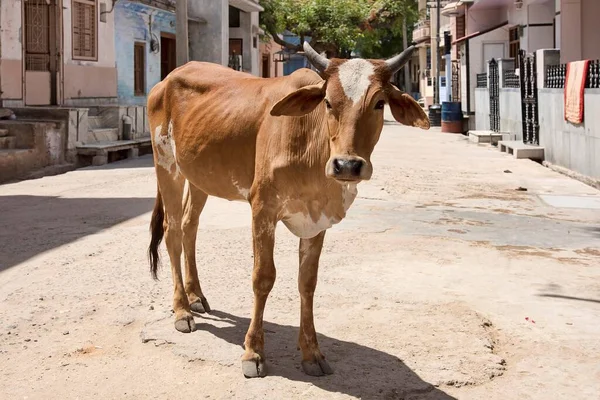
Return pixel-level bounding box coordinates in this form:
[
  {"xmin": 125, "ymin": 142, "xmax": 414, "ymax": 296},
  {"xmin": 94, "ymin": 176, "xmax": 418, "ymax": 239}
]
[{"xmin": 147, "ymin": 42, "xmax": 429, "ymax": 378}]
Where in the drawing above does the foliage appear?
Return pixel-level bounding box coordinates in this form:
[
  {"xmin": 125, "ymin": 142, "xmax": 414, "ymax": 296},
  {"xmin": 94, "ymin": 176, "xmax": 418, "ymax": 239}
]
[{"xmin": 259, "ymin": 0, "xmax": 420, "ymax": 58}]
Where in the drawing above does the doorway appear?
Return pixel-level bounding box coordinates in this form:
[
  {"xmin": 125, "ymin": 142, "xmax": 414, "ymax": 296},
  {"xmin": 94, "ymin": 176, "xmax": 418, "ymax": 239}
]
[
  {"xmin": 24, "ymin": 0, "xmax": 60, "ymax": 105},
  {"xmin": 262, "ymin": 54, "xmax": 270, "ymax": 77},
  {"xmin": 160, "ymin": 33, "xmax": 176, "ymax": 81}
]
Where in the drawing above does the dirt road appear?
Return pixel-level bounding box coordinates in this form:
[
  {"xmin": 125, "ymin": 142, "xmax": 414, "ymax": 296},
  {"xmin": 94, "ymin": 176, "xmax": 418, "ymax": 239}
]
[{"xmin": 1, "ymin": 120, "xmax": 599, "ymax": 399}]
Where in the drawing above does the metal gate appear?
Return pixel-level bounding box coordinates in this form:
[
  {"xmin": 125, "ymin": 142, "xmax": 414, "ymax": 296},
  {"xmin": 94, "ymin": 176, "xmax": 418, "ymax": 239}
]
[
  {"xmin": 451, "ymin": 60, "xmax": 460, "ymax": 101},
  {"xmin": 488, "ymin": 59, "xmax": 500, "ymax": 132},
  {"xmin": 519, "ymin": 50, "xmax": 539, "ymax": 144},
  {"xmin": 24, "ymin": 0, "xmax": 59, "ymax": 105}
]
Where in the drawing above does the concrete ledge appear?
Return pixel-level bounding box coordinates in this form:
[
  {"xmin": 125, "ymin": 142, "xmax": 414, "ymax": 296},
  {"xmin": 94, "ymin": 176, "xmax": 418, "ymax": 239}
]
[
  {"xmin": 76, "ymin": 137, "xmax": 152, "ymax": 166},
  {"xmin": 469, "ymin": 130, "xmax": 503, "ymax": 144},
  {"xmin": 498, "ymin": 140, "xmax": 545, "ymax": 160},
  {"xmin": 543, "ymin": 161, "xmax": 600, "ymax": 190}
]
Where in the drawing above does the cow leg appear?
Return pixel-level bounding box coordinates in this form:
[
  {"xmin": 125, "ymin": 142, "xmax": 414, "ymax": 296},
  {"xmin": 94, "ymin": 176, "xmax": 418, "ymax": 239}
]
[
  {"xmin": 182, "ymin": 182, "xmax": 211, "ymax": 313},
  {"xmin": 241, "ymin": 206, "xmax": 277, "ymax": 378},
  {"xmin": 159, "ymin": 174, "xmax": 195, "ymax": 333},
  {"xmin": 297, "ymin": 231, "xmax": 333, "ymax": 376}
]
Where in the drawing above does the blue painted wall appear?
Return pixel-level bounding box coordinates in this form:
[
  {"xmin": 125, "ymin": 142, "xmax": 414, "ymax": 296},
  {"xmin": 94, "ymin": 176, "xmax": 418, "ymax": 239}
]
[
  {"xmin": 115, "ymin": 2, "xmax": 175, "ymax": 105},
  {"xmin": 281, "ymin": 31, "xmax": 311, "ymax": 76}
]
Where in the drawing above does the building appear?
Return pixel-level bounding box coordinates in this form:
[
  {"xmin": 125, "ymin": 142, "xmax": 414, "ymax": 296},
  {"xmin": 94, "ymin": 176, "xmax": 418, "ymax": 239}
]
[
  {"xmin": 0, "ymin": 0, "xmax": 264, "ymax": 183},
  {"xmin": 450, "ymin": 0, "xmax": 600, "ymax": 186},
  {"xmin": 414, "ymin": 0, "xmax": 453, "ymax": 109},
  {"xmin": 258, "ymin": 38, "xmax": 285, "ymax": 78},
  {"xmin": 0, "ymin": 0, "xmax": 118, "ymax": 108}
]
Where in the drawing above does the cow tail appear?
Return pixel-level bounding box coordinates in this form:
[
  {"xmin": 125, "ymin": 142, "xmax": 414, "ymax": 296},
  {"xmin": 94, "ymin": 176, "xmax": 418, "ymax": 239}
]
[{"xmin": 148, "ymin": 184, "xmax": 165, "ymax": 280}]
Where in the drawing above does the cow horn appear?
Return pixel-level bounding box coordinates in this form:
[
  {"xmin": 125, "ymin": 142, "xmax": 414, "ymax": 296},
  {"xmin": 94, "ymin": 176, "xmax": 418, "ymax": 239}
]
[
  {"xmin": 385, "ymin": 44, "xmax": 417, "ymax": 74},
  {"xmin": 303, "ymin": 41, "xmax": 330, "ymax": 72}
]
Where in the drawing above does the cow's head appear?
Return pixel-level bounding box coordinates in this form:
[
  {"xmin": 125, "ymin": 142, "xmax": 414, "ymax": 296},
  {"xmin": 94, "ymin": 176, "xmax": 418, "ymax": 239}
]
[{"xmin": 271, "ymin": 42, "xmax": 430, "ymax": 183}]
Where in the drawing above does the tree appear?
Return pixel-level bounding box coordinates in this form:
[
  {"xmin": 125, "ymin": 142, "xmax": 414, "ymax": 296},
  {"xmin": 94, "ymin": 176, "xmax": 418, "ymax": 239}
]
[{"xmin": 259, "ymin": 0, "xmax": 419, "ymax": 59}]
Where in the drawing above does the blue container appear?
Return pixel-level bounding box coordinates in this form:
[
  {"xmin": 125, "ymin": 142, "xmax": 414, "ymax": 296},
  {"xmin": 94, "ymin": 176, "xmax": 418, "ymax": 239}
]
[{"xmin": 441, "ymin": 101, "xmax": 462, "ymax": 133}]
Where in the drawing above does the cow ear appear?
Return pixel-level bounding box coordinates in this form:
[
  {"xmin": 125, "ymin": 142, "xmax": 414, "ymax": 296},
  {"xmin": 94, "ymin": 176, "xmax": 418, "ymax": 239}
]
[
  {"xmin": 386, "ymin": 84, "xmax": 430, "ymax": 129},
  {"xmin": 270, "ymin": 82, "xmax": 325, "ymax": 117}
]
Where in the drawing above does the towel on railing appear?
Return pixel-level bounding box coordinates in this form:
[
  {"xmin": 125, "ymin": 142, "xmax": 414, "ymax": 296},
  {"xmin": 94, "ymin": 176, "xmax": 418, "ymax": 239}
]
[{"xmin": 564, "ymin": 60, "xmax": 589, "ymax": 124}]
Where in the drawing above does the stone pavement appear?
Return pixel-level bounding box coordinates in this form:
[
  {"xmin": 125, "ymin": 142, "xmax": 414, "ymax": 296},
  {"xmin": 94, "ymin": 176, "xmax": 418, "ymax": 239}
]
[{"xmin": 0, "ymin": 119, "xmax": 599, "ymax": 399}]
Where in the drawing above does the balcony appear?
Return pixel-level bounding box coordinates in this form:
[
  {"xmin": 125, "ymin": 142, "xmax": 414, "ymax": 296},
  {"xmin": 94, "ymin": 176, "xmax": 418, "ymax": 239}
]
[{"xmin": 413, "ymin": 20, "xmax": 431, "ymax": 44}]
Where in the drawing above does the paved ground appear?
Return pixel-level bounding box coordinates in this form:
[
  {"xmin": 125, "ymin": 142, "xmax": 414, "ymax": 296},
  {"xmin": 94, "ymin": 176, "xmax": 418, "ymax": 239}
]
[{"xmin": 1, "ymin": 116, "xmax": 599, "ymax": 399}]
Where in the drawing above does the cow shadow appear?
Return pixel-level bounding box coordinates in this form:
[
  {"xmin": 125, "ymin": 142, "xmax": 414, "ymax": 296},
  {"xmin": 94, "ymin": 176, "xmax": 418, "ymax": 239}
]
[{"xmin": 194, "ymin": 310, "xmax": 456, "ymax": 400}]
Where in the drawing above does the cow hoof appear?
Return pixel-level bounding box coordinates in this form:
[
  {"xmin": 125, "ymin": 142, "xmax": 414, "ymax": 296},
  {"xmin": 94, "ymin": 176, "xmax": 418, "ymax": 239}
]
[
  {"xmin": 190, "ymin": 297, "xmax": 211, "ymax": 314},
  {"xmin": 242, "ymin": 357, "xmax": 268, "ymax": 378},
  {"xmin": 301, "ymin": 359, "xmax": 334, "ymax": 376},
  {"xmin": 174, "ymin": 315, "xmax": 195, "ymax": 333}
]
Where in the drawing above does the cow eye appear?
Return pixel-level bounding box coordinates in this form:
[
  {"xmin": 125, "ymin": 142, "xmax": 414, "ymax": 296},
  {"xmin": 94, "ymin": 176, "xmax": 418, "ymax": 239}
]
[
  {"xmin": 324, "ymin": 99, "xmax": 332, "ymax": 109},
  {"xmin": 374, "ymin": 100, "xmax": 385, "ymax": 110}
]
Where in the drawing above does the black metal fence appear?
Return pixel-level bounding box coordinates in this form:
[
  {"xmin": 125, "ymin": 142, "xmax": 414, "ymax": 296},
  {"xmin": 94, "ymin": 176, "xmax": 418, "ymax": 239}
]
[
  {"xmin": 488, "ymin": 59, "xmax": 500, "ymax": 132},
  {"xmin": 476, "ymin": 73, "xmax": 488, "ymax": 88},
  {"xmin": 503, "ymin": 69, "xmax": 520, "ymax": 88},
  {"xmin": 546, "ymin": 60, "xmax": 600, "ymax": 89}
]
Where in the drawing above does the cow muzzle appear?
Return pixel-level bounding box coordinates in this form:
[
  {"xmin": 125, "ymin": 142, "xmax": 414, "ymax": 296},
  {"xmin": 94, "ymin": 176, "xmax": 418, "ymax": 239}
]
[{"xmin": 326, "ymin": 156, "xmax": 371, "ymax": 182}]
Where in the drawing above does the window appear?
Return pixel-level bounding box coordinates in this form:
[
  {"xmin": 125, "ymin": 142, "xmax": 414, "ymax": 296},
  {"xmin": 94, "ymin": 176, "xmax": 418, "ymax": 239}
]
[
  {"xmin": 72, "ymin": 0, "xmax": 97, "ymax": 60},
  {"xmin": 253, "ymin": 36, "xmax": 258, "ymax": 49},
  {"xmin": 456, "ymin": 14, "xmax": 465, "ymax": 39},
  {"xmin": 509, "ymin": 26, "xmax": 520, "ymax": 60},
  {"xmin": 229, "ymin": 6, "xmax": 240, "ymax": 28},
  {"xmin": 134, "ymin": 42, "xmax": 146, "ymax": 96}
]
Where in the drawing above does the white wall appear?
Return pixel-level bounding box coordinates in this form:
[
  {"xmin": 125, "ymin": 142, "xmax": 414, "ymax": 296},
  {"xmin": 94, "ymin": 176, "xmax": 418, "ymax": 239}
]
[
  {"xmin": 62, "ymin": 0, "xmax": 116, "ymax": 68},
  {"xmin": 0, "ymin": 0, "xmax": 22, "ymax": 60},
  {"xmin": 463, "ymin": 27, "xmax": 508, "ymax": 114}
]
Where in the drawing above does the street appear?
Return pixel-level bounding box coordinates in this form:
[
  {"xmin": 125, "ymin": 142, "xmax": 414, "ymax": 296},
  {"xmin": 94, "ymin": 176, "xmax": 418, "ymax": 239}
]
[{"xmin": 1, "ymin": 117, "xmax": 599, "ymax": 399}]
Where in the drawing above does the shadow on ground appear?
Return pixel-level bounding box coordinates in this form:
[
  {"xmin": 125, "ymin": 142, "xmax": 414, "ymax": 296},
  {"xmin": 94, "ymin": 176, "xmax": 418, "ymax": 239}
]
[
  {"xmin": 194, "ymin": 310, "xmax": 456, "ymax": 400},
  {"xmin": 538, "ymin": 294, "xmax": 600, "ymax": 304},
  {"xmin": 0, "ymin": 195, "xmax": 154, "ymax": 272}
]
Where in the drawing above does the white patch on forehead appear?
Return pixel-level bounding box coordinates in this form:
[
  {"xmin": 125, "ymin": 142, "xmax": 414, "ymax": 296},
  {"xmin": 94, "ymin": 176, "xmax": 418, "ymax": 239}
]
[
  {"xmin": 153, "ymin": 121, "xmax": 179, "ymax": 177},
  {"xmin": 337, "ymin": 59, "xmax": 375, "ymax": 105}
]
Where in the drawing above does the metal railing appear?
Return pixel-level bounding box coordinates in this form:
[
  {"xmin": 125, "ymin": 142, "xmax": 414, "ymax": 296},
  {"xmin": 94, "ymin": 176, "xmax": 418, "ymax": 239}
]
[
  {"xmin": 546, "ymin": 60, "xmax": 600, "ymax": 89},
  {"xmin": 476, "ymin": 73, "xmax": 488, "ymax": 88},
  {"xmin": 503, "ymin": 69, "xmax": 520, "ymax": 88}
]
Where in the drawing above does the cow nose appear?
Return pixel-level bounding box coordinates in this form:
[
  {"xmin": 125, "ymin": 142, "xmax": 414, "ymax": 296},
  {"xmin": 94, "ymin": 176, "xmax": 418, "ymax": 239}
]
[{"xmin": 332, "ymin": 158, "xmax": 364, "ymax": 177}]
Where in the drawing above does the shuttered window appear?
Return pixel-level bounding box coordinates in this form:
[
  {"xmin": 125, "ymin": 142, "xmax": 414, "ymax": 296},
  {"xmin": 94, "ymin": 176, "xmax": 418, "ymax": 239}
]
[
  {"xmin": 134, "ymin": 42, "xmax": 146, "ymax": 96},
  {"xmin": 72, "ymin": 0, "xmax": 97, "ymax": 60}
]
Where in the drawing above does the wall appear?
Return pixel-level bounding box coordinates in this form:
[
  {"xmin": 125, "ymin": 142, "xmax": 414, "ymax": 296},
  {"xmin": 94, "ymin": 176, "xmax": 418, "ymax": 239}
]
[
  {"xmin": 581, "ymin": 0, "xmax": 600, "ymax": 62},
  {"xmin": 114, "ymin": 1, "xmax": 175, "ymax": 105},
  {"xmin": 474, "ymin": 88, "xmax": 490, "ymax": 131},
  {"xmin": 466, "ymin": 7, "xmax": 506, "ymax": 35},
  {"xmin": 189, "ymin": 0, "xmax": 228, "ymax": 65},
  {"xmin": 499, "ymin": 88, "xmax": 523, "ymax": 139},
  {"xmin": 539, "ymin": 88, "xmax": 600, "ymax": 180},
  {"xmin": 62, "ymin": 0, "xmax": 118, "ymax": 105},
  {"xmin": 461, "ymin": 26, "xmax": 508, "ymax": 113},
  {"xmin": 0, "ymin": 0, "xmax": 23, "ymax": 102}
]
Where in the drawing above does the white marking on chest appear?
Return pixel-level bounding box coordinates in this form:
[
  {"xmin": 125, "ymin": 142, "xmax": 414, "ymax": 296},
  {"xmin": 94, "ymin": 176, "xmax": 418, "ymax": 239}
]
[
  {"xmin": 153, "ymin": 121, "xmax": 179, "ymax": 177},
  {"xmin": 282, "ymin": 212, "xmax": 333, "ymax": 239},
  {"xmin": 338, "ymin": 59, "xmax": 375, "ymax": 105},
  {"xmin": 282, "ymin": 184, "xmax": 359, "ymax": 239}
]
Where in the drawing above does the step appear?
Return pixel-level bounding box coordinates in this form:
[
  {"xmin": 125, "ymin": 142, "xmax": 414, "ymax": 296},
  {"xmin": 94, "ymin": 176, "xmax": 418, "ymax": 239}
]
[
  {"xmin": 498, "ymin": 140, "xmax": 545, "ymax": 160},
  {"xmin": 87, "ymin": 128, "xmax": 118, "ymax": 143},
  {"xmin": 0, "ymin": 136, "xmax": 16, "ymax": 150},
  {"xmin": 468, "ymin": 130, "xmax": 503, "ymax": 144},
  {"xmin": 88, "ymin": 115, "xmax": 105, "ymax": 130}
]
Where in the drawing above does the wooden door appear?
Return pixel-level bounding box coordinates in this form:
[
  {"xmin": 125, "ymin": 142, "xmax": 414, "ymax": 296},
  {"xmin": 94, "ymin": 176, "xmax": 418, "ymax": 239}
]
[
  {"xmin": 24, "ymin": 0, "xmax": 60, "ymax": 105},
  {"xmin": 160, "ymin": 33, "xmax": 176, "ymax": 81}
]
